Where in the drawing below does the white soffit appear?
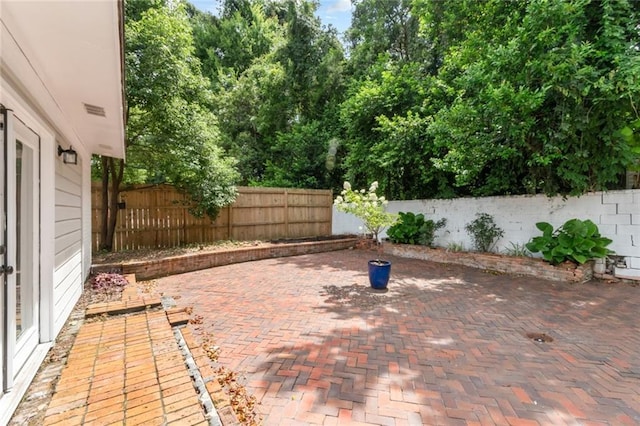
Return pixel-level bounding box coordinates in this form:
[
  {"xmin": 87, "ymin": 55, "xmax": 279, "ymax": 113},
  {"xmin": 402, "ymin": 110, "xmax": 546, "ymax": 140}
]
[{"xmin": 1, "ymin": 0, "xmax": 125, "ymax": 158}]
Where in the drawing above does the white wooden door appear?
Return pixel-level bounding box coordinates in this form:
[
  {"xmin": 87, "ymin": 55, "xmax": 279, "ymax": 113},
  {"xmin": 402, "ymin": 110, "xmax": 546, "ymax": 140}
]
[{"xmin": 2, "ymin": 111, "xmax": 40, "ymax": 391}]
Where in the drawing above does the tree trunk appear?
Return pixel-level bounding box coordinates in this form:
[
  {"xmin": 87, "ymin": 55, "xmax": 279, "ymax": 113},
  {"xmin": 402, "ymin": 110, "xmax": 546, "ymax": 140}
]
[
  {"xmin": 99, "ymin": 156, "xmax": 125, "ymax": 251},
  {"xmin": 99, "ymin": 156, "xmax": 110, "ymax": 250}
]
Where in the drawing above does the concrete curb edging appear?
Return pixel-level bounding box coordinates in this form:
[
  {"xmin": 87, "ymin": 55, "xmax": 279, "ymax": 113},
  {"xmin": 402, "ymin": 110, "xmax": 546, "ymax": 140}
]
[{"xmin": 174, "ymin": 328, "xmax": 224, "ymax": 426}]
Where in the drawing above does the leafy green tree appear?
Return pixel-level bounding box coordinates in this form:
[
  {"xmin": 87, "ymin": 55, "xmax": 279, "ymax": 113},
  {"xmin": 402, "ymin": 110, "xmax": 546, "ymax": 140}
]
[
  {"xmin": 177, "ymin": 0, "xmax": 639, "ymax": 202},
  {"xmin": 192, "ymin": 0, "xmax": 346, "ymax": 187},
  {"xmin": 413, "ymin": 0, "xmax": 527, "ymax": 75},
  {"xmin": 96, "ymin": 0, "xmax": 239, "ymax": 251},
  {"xmin": 260, "ymin": 117, "xmax": 345, "ymax": 189},
  {"xmin": 427, "ymin": 0, "xmax": 640, "ymax": 196},
  {"xmin": 334, "ymin": 181, "xmax": 397, "ymax": 243},
  {"xmin": 276, "ymin": 0, "xmax": 325, "ymax": 116},
  {"xmin": 346, "ymin": 0, "xmax": 422, "ymax": 76},
  {"xmin": 340, "ymin": 60, "xmax": 454, "ymax": 199},
  {"xmin": 215, "ymin": 55, "xmax": 289, "ymax": 181},
  {"xmin": 190, "ymin": 0, "xmax": 282, "ymax": 87},
  {"xmin": 258, "ymin": 0, "xmax": 347, "ymax": 188}
]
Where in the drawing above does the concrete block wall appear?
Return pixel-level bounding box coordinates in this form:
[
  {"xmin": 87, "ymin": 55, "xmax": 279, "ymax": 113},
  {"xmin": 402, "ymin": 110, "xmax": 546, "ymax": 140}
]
[{"xmin": 333, "ymin": 189, "xmax": 640, "ymax": 278}]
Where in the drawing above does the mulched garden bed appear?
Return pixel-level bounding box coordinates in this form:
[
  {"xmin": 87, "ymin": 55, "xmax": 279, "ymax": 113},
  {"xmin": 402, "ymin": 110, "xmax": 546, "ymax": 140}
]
[{"xmin": 92, "ymin": 235, "xmax": 357, "ymax": 265}]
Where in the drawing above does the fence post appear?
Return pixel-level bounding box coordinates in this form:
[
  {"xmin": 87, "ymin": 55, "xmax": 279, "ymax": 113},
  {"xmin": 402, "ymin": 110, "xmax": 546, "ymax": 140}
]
[
  {"xmin": 182, "ymin": 204, "xmax": 186, "ymax": 246},
  {"xmin": 284, "ymin": 189, "xmax": 289, "ymax": 238},
  {"xmin": 328, "ymin": 190, "xmax": 333, "ymax": 236},
  {"xmin": 227, "ymin": 203, "xmax": 233, "ymax": 240}
]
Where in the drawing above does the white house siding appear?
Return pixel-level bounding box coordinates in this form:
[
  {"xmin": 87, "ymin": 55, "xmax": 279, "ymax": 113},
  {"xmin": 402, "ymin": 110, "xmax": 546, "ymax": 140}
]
[
  {"xmin": 81, "ymin": 155, "xmax": 92, "ymax": 279},
  {"xmin": 333, "ymin": 190, "xmax": 640, "ymax": 278},
  {"xmin": 53, "ymin": 155, "xmax": 84, "ymax": 336}
]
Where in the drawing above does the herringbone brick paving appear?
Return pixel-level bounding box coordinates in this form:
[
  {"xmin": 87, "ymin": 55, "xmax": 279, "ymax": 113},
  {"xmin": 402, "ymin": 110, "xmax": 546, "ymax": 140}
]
[{"xmin": 154, "ymin": 249, "xmax": 640, "ymax": 425}]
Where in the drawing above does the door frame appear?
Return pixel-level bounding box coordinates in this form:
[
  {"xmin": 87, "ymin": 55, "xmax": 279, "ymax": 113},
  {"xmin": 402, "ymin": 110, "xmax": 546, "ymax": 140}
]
[
  {"xmin": 9, "ymin": 114, "xmax": 41, "ymax": 387},
  {"xmin": 2, "ymin": 109, "xmax": 41, "ymax": 391},
  {"xmin": 1, "ymin": 107, "xmax": 6, "ymax": 392}
]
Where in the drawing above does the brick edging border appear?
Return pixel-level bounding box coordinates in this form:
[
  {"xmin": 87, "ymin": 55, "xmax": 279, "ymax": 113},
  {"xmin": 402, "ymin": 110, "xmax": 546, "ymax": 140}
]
[
  {"xmin": 92, "ymin": 238, "xmax": 358, "ymax": 281},
  {"xmin": 384, "ymin": 242, "xmax": 593, "ymax": 283}
]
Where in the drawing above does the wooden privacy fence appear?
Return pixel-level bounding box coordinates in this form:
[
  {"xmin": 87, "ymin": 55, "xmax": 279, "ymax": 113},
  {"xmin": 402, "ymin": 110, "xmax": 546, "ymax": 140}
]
[{"xmin": 91, "ymin": 184, "xmax": 333, "ymax": 252}]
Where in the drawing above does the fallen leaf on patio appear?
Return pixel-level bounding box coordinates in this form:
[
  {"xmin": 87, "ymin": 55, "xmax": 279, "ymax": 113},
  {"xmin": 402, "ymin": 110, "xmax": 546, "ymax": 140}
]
[{"xmin": 189, "ymin": 314, "xmax": 203, "ymax": 325}]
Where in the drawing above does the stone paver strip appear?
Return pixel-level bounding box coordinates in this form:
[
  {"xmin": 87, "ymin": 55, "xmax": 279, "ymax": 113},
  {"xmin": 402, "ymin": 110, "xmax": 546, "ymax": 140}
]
[{"xmin": 152, "ymin": 249, "xmax": 640, "ymax": 425}]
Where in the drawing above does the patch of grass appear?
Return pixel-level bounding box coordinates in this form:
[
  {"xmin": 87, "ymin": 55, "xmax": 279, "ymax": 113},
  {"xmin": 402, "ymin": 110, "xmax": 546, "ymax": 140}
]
[
  {"xmin": 446, "ymin": 242, "xmax": 465, "ymax": 252},
  {"xmin": 503, "ymin": 242, "xmax": 531, "ymax": 257}
]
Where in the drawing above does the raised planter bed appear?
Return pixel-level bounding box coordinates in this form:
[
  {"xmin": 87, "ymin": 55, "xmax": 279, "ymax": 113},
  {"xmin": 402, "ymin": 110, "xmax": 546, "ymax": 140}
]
[
  {"xmin": 92, "ymin": 237, "xmax": 357, "ymax": 280},
  {"xmin": 384, "ymin": 242, "xmax": 593, "ymax": 283}
]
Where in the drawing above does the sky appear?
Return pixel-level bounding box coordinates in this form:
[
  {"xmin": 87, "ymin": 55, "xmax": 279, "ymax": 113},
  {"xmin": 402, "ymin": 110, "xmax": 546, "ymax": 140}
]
[
  {"xmin": 189, "ymin": 0, "xmax": 354, "ymax": 35},
  {"xmin": 315, "ymin": 0, "xmax": 353, "ymax": 34}
]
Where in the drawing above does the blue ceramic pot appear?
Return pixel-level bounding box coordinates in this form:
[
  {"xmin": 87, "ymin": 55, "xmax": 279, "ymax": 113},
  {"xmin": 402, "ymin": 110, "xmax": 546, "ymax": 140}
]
[{"xmin": 368, "ymin": 260, "xmax": 391, "ymax": 289}]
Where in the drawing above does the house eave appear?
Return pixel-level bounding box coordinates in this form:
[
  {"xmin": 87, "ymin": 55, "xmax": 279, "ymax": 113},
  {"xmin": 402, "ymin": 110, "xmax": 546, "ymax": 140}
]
[{"xmin": 0, "ymin": 0, "xmax": 126, "ymax": 159}]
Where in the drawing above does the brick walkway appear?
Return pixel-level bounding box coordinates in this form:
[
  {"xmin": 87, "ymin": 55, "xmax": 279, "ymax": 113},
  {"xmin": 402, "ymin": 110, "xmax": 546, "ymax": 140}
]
[
  {"xmin": 41, "ymin": 309, "xmax": 211, "ymax": 426},
  {"xmin": 35, "ymin": 279, "xmax": 238, "ymax": 426},
  {"xmin": 153, "ymin": 249, "xmax": 640, "ymax": 425}
]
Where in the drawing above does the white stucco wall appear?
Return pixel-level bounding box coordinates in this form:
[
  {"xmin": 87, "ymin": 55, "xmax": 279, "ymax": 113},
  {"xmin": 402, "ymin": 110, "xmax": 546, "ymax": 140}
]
[{"xmin": 333, "ymin": 190, "xmax": 640, "ymax": 276}]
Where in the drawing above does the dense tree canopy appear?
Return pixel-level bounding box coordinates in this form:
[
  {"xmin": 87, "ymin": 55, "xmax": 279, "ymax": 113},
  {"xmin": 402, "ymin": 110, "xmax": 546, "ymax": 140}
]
[
  {"xmin": 97, "ymin": 0, "xmax": 640, "ymax": 226},
  {"xmin": 190, "ymin": 0, "xmax": 347, "ymax": 189},
  {"xmin": 425, "ymin": 0, "xmax": 640, "ymax": 196},
  {"xmin": 195, "ymin": 0, "xmax": 638, "ymax": 198},
  {"xmin": 124, "ymin": 1, "xmax": 238, "ymax": 216},
  {"xmin": 94, "ymin": 0, "xmax": 240, "ymax": 249}
]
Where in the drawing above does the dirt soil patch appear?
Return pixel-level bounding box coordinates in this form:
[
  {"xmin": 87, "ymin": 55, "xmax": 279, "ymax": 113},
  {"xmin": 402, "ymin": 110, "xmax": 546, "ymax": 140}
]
[
  {"xmin": 92, "ymin": 240, "xmax": 266, "ymax": 264},
  {"xmin": 92, "ymin": 235, "xmax": 356, "ymax": 265}
]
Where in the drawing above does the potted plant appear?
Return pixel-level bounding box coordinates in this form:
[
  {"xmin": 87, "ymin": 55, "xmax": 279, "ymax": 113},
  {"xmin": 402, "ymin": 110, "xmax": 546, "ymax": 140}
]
[{"xmin": 334, "ymin": 181, "xmax": 397, "ymax": 289}]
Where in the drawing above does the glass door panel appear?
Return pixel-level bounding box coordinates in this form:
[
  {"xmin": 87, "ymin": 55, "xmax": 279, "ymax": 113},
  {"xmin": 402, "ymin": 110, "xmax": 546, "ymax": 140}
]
[{"xmin": 16, "ymin": 139, "xmax": 35, "ymax": 340}]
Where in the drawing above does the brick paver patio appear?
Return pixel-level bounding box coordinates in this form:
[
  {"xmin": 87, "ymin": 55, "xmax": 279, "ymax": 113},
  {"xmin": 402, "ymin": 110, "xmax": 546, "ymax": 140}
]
[{"xmin": 153, "ymin": 249, "xmax": 640, "ymax": 425}]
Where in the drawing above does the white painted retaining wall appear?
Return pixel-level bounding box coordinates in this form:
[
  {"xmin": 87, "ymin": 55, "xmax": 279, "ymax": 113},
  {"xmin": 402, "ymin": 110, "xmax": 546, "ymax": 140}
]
[{"xmin": 333, "ymin": 189, "xmax": 640, "ymax": 278}]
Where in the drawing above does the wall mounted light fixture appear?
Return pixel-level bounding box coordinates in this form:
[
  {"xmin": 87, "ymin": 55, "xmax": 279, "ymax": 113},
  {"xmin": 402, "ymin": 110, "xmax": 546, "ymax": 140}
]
[{"xmin": 58, "ymin": 145, "xmax": 78, "ymax": 165}]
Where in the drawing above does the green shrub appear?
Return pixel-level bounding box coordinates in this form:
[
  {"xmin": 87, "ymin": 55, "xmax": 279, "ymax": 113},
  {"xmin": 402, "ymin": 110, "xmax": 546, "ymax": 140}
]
[
  {"xmin": 525, "ymin": 219, "xmax": 613, "ymax": 265},
  {"xmin": 465, "ymin": 213, "xmax": 504, "ymax": 252},
  {"xmin": 387, "ymin": 212, "xmax": 446, "ymax": 246}
]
